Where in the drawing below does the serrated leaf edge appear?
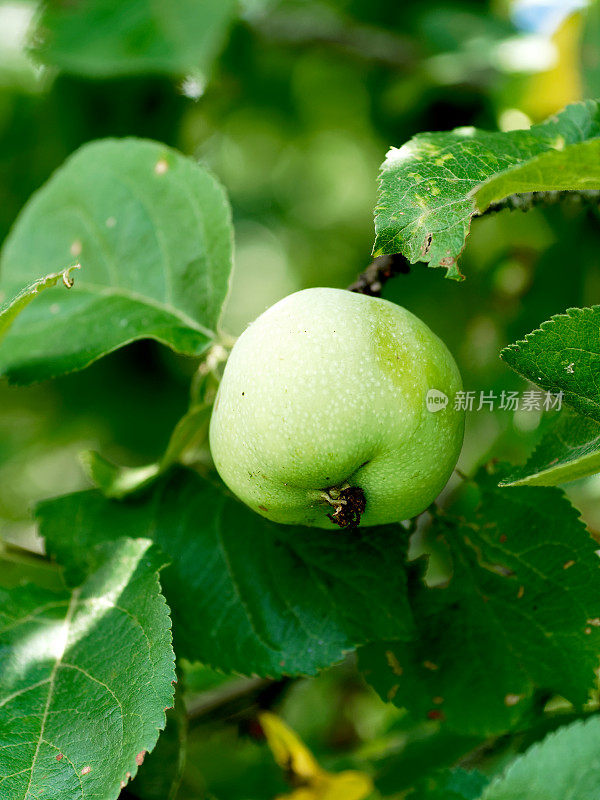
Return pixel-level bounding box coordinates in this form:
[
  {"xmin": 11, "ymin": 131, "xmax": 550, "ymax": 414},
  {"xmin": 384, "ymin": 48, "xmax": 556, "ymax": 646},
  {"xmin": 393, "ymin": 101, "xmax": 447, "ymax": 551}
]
[{"xmin": 481, "ymin": 716, "xmax": 598, "ymax": 799}]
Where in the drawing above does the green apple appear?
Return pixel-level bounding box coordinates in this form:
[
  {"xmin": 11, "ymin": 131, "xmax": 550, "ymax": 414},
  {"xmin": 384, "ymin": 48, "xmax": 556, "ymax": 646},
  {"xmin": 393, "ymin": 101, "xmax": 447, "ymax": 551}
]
[{"xmin": 209, "ymin": 288, "xmax": 464, "ymax": 528}]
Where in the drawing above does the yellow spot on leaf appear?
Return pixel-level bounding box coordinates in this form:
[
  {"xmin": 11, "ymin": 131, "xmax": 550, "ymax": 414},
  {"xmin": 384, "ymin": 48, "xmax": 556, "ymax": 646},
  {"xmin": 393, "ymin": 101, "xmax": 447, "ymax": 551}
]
[
  {"xmin": 504, "ymin": 694, "xmax": 522, "ymax": 707},
  {"xmin": 385, "ymin": 650, "xmax": 403, "ymax": 676},
  {"xmin": 387, "ymin": 684, "xmax": 399, "ymax": 701}
]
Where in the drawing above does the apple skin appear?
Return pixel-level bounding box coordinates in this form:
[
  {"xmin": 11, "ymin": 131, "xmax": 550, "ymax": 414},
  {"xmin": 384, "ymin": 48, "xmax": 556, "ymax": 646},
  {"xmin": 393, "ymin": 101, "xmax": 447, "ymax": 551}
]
[{"xmin": 209, "ymin": 288, "xmax": 464, "ymax": 528}]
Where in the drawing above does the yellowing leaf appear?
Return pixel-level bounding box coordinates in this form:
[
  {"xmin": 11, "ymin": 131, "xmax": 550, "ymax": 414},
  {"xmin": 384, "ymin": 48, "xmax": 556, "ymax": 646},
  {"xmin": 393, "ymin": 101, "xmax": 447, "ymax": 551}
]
[
  {"xmin": 279, "ymin": 772, "xmax": 374, "ymax": 800},
  {"xmin": 260, "ymin": 710, "xmax": 322, "ymax": 781},
  {"xmin": 259, "ymin": 712, "xmax": 373, "ymax": 800}
]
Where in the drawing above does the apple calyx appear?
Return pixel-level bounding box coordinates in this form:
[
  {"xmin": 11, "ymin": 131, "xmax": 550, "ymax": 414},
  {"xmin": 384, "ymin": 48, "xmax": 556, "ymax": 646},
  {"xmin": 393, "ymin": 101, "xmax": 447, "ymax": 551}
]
[{"xmin": 321, "ymin": 484, "xmax": 366, "ymax": 528}]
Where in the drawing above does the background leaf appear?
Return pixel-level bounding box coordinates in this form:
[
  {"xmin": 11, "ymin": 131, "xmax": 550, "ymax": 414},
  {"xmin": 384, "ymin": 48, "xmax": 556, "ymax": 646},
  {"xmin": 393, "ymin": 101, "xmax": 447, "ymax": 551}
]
[
  {"xmin": 372, "ymin": 725, "xmax": 482, "ymax": 798},
  {"xmin": 481, "ymin": 716, "xmax": 600, "ymax": 800},
  {"xmin": 80, "ymin": 390, "xmax": 214, "ymax": 499},
  {"xmin": 0, "ymin": 538, "xmax": 176, "ymax": 800},
  {"xmin": 0, "ymin": 545, "xmax": 65, "ymax": 593},
  {"xmin": 412, "ymin": 768, "xmax": 490, "ymax": 800},
  {"xmin": 0, "ymin": 137, "xmax": 233, "ymax": 384},
  {"xmin": 38, "ymin": 469, "xmax": 414, "ymax": 678},
  {"xmin": 373, "ymin": 101, "xmax": 600, "ymax": 277},
  {"xmin": 34, "ymin": 0, "xmax": 237, "ymax": 78},
  {"xmin": 360, "ymin": 468, "xmax": 600, "ymax": 735},
  {"xmin": 501, "ymin": 306, "xmax": 600, "ymax": 423},
  {"xmin": 499, "ymin": 410, "xmax": 600, "ymax": 487}
]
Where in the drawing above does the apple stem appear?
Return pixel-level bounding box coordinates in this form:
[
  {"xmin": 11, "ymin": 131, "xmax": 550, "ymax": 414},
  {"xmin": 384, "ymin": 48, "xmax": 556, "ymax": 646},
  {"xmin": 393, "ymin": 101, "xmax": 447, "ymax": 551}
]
[{"xmin": 348, "ymin": 253, "xmax": 410, "ymax": 296}]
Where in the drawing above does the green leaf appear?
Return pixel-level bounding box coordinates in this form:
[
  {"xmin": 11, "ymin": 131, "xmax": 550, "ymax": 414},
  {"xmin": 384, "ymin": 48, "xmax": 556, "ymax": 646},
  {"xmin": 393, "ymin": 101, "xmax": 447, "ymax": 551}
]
[
  {"xmin": 501, "ymin": 306, "xmax": 600, "ymax": 424},
  {"xmin": 413, "ymin": 768, "xmax": 490, "ymax": 800},
  {"xmin": 37, "ymin": 469, "xmax": 414, "ymax": 677},
  {"xmin": 373, "ymin": 100, "xmax": 600, "ymax": 278},
  {"xmin": 374, "ymin": 727, "xmax": 482, "ymax": 797},
  {"xmin": 500, "ymin": 410, "xmax": 600, "ymax": 487},
  {"xmin": 0, "ymin": 538, "xmax": 176, "ymax": 800},
  {"xmin": 0, "ymin": 137, "xmax": 233, "ymax": 384},
  {"xmin": 80, "ymin": 451, "xmax": 162, "ymax": 500},
  {"xmin": 471, "ymin": 139, "xmax": 600, "ymax": 211},
  {"xmin": 128, "ymin": 694, "xmax": 187, "ymax": 800},
  {"xmin": 34, "ymin": 0, "xmax": 236, "ymax": 78},
  {"xmin": 481, "ymin": 716, "xmax": 600, "ymax": 800},
  {"xmin": 360, "ymin": 468, "xmax": 600, "ymax": 735},
  {"xmin": 0, "ymin": 546, "xmax": 64, "ymax": 593},
  {"xmin": 0, "ymin": 265, "xmax": 79, "ymax": 343},
  {"xmin": 161, "ymin": 401, "xmax": 213, "ymax": 468}
]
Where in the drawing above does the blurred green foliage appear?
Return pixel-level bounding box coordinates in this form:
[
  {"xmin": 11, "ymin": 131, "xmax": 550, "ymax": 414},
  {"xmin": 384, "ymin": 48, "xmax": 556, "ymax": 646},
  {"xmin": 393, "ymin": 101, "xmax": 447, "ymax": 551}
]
[{"xmin": 1, "ymin": 1, "xmax": 600, "ymax": 797}]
